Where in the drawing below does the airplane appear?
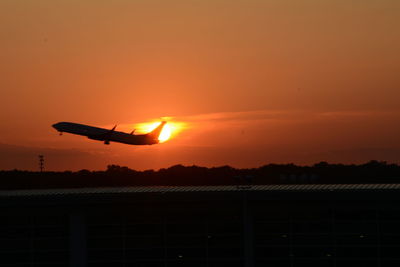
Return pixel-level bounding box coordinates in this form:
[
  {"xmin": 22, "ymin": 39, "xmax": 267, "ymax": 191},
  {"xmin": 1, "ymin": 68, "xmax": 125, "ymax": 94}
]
[{"xmin": 52, "ymin": 121, "xmax": 167, "ymax": 145}]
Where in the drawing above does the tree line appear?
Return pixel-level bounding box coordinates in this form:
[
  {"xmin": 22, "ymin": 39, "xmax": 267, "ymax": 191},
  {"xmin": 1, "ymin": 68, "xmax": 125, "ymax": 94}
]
[{"xmin": 0, "ymin": 161, "xmax": 399, "ymax": 190}]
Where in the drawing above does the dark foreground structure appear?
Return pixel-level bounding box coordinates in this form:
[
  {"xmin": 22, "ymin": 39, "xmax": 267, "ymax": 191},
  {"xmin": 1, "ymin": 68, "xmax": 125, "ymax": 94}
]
[{"xmin": 1, "ymin": 184, "xmax": 400, "ymax": 267}]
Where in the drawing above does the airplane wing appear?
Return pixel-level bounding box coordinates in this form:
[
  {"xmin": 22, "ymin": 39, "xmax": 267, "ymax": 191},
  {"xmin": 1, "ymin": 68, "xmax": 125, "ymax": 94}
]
[{"xmin": 103, "ymin": 125, "xmax": 117, "ymax": 145}]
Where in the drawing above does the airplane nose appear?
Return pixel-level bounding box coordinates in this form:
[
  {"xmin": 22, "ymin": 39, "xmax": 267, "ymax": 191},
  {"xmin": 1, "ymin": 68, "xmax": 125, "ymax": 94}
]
[{"xmin": 52, "ymin": 123, "xmax": 61, "ymax": 130}]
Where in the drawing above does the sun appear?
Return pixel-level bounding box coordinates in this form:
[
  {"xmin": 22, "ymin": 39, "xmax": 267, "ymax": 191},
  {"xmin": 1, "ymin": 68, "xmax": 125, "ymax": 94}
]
[
  {"xmin": 135, "ymin": 121, "xmax": 185, "ymax": 143},
  {"xmin": 158, "ymin": 124, "xmax": 172, "ymax": 142}
]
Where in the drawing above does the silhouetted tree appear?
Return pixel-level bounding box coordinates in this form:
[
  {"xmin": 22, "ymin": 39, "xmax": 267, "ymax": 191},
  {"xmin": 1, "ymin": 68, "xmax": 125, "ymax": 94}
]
[{"xmin": 1, "ymin": 161, "xmax": 400, "ymax": 190}]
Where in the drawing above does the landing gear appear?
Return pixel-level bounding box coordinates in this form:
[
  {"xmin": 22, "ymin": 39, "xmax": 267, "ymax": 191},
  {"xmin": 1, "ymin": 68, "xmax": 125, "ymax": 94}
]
[
  {"xmin": 104, "ymin": 140, "xmax": 110, "ymax": 145},
  {"xmin": 59, "ymin": 132, "xmax": 63, "ymax": 136}
]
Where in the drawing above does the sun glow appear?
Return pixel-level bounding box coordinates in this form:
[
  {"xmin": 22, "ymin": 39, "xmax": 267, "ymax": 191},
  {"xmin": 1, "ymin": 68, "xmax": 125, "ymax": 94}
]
[
  {"xmin": 135, "ymin": 120, "xmax": 185, "ymax": 143},
  {"xmin": 158, "ymin": 124, "xmax": 172, "ymax": 142}
]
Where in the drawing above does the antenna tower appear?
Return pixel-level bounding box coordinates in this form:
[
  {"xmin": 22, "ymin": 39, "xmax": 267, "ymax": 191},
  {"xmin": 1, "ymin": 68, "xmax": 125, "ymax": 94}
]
[{"xmin": 39, "ymin": 155, "xmax": 44, "ymax": 172}]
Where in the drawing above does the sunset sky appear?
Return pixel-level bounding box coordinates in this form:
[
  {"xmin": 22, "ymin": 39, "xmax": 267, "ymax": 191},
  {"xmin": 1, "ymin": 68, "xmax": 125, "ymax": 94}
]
[{"xmin": 1, "ymin": 0, "xmax": 399, "ymax": 170}]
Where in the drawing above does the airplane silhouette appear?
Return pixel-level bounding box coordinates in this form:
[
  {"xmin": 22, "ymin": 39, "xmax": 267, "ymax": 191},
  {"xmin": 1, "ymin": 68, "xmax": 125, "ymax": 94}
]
[{"xmin": 52, "ymin": 121, "xmax": 167, "ymax": 145}]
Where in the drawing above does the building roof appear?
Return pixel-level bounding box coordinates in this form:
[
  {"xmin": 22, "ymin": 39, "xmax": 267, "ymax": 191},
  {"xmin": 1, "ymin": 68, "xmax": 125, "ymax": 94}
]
[{"xmin": 1, "ymin": 184, "xmax": 400, "ymax": 197}]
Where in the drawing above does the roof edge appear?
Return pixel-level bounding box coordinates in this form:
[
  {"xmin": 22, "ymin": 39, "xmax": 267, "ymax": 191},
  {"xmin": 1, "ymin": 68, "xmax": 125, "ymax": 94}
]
[{"xmin": 1, "ymin": 184, "xmax": 400, "ymax": 197}]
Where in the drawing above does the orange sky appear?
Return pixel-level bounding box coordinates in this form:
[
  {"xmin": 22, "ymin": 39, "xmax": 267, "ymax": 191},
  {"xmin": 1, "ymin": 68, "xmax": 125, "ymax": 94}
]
[{"xmin": 1, "ymin": 0, "xmax": 399, "ymax": 170}]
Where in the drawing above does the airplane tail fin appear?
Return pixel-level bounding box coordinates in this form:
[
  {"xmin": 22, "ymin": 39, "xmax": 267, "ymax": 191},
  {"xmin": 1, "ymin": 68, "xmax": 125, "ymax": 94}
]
[{"xmin": 148, "ymin": 121, "xmax": 167, "ymax": 139}]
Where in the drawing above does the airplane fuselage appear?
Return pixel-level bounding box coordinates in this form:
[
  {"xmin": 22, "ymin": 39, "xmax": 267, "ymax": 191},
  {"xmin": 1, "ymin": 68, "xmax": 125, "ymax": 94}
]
[{"xmin": 52, "ymin": 122, "xmax": 162, "ymax": 145}]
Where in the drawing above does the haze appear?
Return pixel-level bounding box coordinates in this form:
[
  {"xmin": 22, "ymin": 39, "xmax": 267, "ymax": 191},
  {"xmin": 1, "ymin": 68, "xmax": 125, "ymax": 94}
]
[{"xmin": 1, "ymin": 0, "xmax": 399, "ymax": 170}]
